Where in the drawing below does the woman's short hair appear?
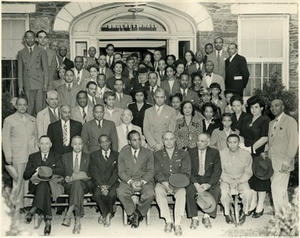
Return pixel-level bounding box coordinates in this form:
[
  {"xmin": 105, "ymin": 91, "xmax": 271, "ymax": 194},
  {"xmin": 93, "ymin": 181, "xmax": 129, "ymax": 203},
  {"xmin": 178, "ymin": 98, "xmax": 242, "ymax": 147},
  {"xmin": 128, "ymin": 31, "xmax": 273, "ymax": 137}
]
[
  {"xmin": 184, "ymin": 50, "xmax": 196, "ymax": 63},
  {"xmin": 230, "ymin": 94, "xmax": 244, "ymax": 106},
  {"xmin": 247, "ymin": 95, "xmax": 265, "ymax": 111},
  {"xmin": 87, "ymin": 64, "xmax": 99, "ymax": 72},
  {"xmin": 191, "ymin": 71, "xmax": 203, "ymax": 81},
  {"xmin": 180, "ymin": 101, "xmax": 195, "ymax": 116},
  {"xmin": 169, "ymin": 93, "xmax": 183, "ymax": 103},
  {"xmin": 201, "ymin": 102, "xmax": 218, "ymax": 116}
]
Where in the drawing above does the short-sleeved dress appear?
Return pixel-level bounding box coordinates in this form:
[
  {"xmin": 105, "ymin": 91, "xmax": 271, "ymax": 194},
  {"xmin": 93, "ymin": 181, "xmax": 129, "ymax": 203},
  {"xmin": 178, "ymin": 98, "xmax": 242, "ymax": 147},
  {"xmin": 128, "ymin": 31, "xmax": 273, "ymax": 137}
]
[{"xmin": 240, "ymin": 114, "xmax": 270, "ymax": 191}]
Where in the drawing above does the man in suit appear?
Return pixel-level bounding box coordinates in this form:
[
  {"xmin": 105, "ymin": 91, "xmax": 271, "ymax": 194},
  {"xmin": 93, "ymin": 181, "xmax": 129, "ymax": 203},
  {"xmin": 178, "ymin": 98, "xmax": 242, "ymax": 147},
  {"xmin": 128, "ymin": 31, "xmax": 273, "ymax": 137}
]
[
  {"xmin": 114, "ymin": 79, "xmax": 133, "ymax": 109},
  {"xmin": 86, "ymin": 81, "xmax": 102, "ymax": 108},
  {"xmin": 3, "ymin": 97, "xmax": 39, "ymax": 211},
  {"xmin": 18, "ymin": 30, "xmax": 49, "ymax": 116},
  {"xmin": 81, "ymin": 104, "xmax": 118, "ymax": 153},
  {"xmin": 263, "ymin": 99, "xmax": 298, "ymax": 215},
  {"xmin": 160, "ymin": 75, "xmax": 181, "ymax": 102},
  {"xmin": 71, "ymin": 91, "xmax": 94, "ymax": 124},
  {"xmin": 105, "ymin": 44, "xmax": 115, "ymax": 68},
  {"xmin": 103, "ymin": 91, "xmax": 124, "ymax": 127},
  {"xmin": 57, "ymin": 45, "xmax": 74, "ymax": 70},
  {"xmin": 116, "ymin": 109, "xmax": 143, "ymax": 151},
  {"xmin": 98, "ymin": 54, "xmax": 114, "ymax": 80},
  {"xmin": 90, "ymin": 134, "xmax": 119, "ymax": 227},
  {"xmin": 186, "ymin": 133, "xmax": 222, "ymax": 229},
  {"xmin": 117, "ymin": 130, "xmax": 155, "ymax": 228},
  {"xmin": 154, "ymin": 132, "xmax": 191, "ymax": 235},
  {"xmin": 49, "ymin": 41, "xmax": 59, "ymax": 53},
  {"xmin": 201, "ymin": 60, "xmax": 225, "ymax": 94},
  {"xmin": 143, "ymin": 88, "xmax": 177, "ymax": 151},
  {"xmin": 86, "ymin": 47, "xmax": 99, "ymax": 67},
  {"xmin": 73, "ymin": 56, "xmax": 90, "ymax": 87},
  {"xmin": 157, "ymin": 59, "xmax": 167, "ymax": 84},
  {"xmin": 61, "ymin": 136, "xmax": 92, "ymax": 234},
  {"xmin": 57, "ymin": 69, "xmax": 81, "ymax": 108},
  {"xmin": 207, "ymin": 37, "xmax": 229, "ymax": 80},
  {"xmin": 23, "ymin": 135, "xmax": 64, "ymax": 235},
  {"xmin": 153, "ymin": 50, "xmax": 162, "ymax": 71},
  {"xmin": 146, "ymin": 71, "xmax": 159, "ymax": 105},
  {"xmin": 176, "ymin": 72, "xmax": 199, "ymax": 103},
  {"xmin": 203, "ymin": 43, "xmax": 214, "ymax": 64},
  {"xmin": 96, "ymin": 73, "xmax": 112, "ymax": 99},
  {"xmin": 225, "ymin": 43, "xmax": 250, "ymax": 97},
  {"xmin": 37, "ymin": 90, "xmax": 60, "ymax": 138},
  {"xmin": 47, "ymin": 105, "xmax": 82, "ymax": 155}
]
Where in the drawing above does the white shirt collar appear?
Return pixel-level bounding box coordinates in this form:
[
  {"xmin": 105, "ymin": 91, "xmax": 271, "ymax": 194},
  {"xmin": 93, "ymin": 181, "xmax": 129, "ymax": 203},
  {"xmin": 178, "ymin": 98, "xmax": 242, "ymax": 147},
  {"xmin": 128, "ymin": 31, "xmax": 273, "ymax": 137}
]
[
  {"xmin": 102, "ymin": 149, "xmax": 111, "ymax": 157},
  {"xmin": 155, "ymin": 104, "xmax": 164, "ymax": 111},
  {"xmin": 275, "ymin": 112, "xmax": 284, "ymax": 123},
  {"xmin": 41, "ymin": 152, "xmax": 49, "ymax": 158},
  {"xmin": 216, "ymin": 49, "xmax": 222, "ymax": 56},
  {"xmin": 230, "ymin": 53, "xmax": 237, "ymax": 61},
  {"xmin": 131, "ymin": 147, "xmax": 140, "ymax": 157},
  {"xmin": 27, "ymin": 45, "xmax": 34, "ymax": 51}
]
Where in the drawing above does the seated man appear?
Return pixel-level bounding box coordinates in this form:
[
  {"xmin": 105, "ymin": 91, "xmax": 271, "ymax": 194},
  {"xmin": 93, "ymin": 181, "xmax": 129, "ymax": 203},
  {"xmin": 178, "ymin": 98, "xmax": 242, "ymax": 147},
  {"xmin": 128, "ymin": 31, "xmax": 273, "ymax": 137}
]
[
  {"xmin": 61, "ymin": 136, "xmax": 92, "ymax": 234},
  {"xmin": 90, "ymin": 135, "xmax": 119, "ymax": 227},
  {"xmin": 117, "ymin": 130, "xmax": 155, "ymax": 228},
  {"xmin": 23, "ymin": 135, "xmax": 64, "ymax": 235},
  {"xmin": 220, "ymin": 134, "xmax": 256, "ymax": 225},
  {"xmin": 154, "ymin": 131, "xmax": 191, "ymax": 236},
  {"xmin": 186, "ymin": 133, "xmax": 221, "ymax": 229}
]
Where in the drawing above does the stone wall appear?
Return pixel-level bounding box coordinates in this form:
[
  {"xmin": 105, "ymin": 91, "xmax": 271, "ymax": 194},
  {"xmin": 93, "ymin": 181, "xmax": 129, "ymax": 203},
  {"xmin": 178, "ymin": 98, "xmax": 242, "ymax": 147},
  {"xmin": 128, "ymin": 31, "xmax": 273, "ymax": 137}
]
[{"xmin": 289, "ymin": 13, "xmax": 299, "ymax": 91}]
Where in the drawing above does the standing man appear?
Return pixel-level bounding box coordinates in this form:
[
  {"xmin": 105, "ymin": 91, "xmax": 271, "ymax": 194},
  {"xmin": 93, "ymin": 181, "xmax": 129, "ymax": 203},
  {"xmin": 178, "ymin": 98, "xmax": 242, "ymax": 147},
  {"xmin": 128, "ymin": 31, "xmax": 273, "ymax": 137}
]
[
  {"xmin": 18, "ymin": 30, "xmax": 49, "ymax": 116},
  {"xmin": 143, "ymin": 88, "xmax": 177, "ymax": 151},
  {"xmin": 3, "ymin": 97, "xmax": 39, "ymax": 211},
  {"xmin": 105, "ymin": 44, "xmax": 115, "ymax": 68},
  {"xmin": 73, "ymin": 56, "xmax": 90, "ymax": 87},
  {"xmin": 49, "ymin": 41, "xmax": 59, "ymax": 53},
  {"xmin": 207, "ymin": 37, "xmax": 229, "ymax": 80},
  {"xmin": 86, "ymin": 81, "xmax": 102, "ymax": 107},
  {"xmin": 56, "ymin": 45, "xmax": 74, "ymax": 70},
  {"xmin": 86, "ymin": 46, "xmax": 99, "ymax": 67},
  {"xmin": 186, "ymin": 133, "xmax": 221, "ymax": 229},
  {"xmin": 146, "ymin": 71, "xmax": 159, "ymax": 105},
  {"xmin": 114, "ymin": 79, "xmax": 133, "ymax": 109},
  {"xmin": 90, "ymin": 135, "xmax": 119, "ymax": 227},
  {"xmin": 225, "ymin": 43, "xmax": 250, "ymax": 97},
  {"xmin": 81, "ymin": 104, "xmax": 118, "ymax": 153},
  {"xmin": 117, "ymin": 130, "xmax": 155, "ymax": 228},
  {"xmin": 176, "ymin": 72, "xmax": 199, "ymax": 103},
  {"xmin": 23, "ymin": 135, "xmax": 64, "ymax": 235},
  {"xmin": 37, "ymin": 90, "xmax": 60, "ymax": 139},
  {"xmin": 263, "ymin": 99, "xmax": 298, "ymax": 215},
  {"xmin": 47, "ymin": 105, "xmax": 82, "ymax": 155},
  {"xmin": 201, "ymin": 60, "xmax": 225, "ymax": 93},
  {"xmin": 103, "ymin": 91, "xmax": 124, "ymax": 127},
  {"xmin": 96, "ymin": 73, "xmax": 112, "ymax": 99},
  {"xmin": 154, "ymin": 132, "xmax": 191, "ymax": 236},
  {"xmin": 153, "ymin": 50, "xmax": 162, "ymax": 71},
  {"xmin": 71, "ymin": 91, "xmax": 94, "ymax": 124},
  {"xmin": 98, "ymin": 54, "xmax": 114, "ymax": 80}
]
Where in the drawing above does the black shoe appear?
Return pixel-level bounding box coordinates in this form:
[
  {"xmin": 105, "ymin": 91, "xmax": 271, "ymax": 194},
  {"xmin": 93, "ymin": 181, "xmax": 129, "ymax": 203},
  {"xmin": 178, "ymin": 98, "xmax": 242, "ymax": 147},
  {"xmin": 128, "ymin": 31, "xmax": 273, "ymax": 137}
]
[
  {"xmin": 131, "ymin": 210, "xmax": 141, "ymax": 228},
  {"xmin": 239, "ymin": 210, "xmax": 246, "ymax": 224},
  {"xmin": 252, "ymin": 209, "xmax": 264, "ymax": 218},
  {"xmin": 25, "ymin": 212, "xmax": 34, "ymax": 224},
  {"xmin": 225, "ymin": 214, "xmax": 233, "ymax": 224},
  {"xmin": 246, "ymin": 208, "xmax": 255, "ymax": 216},
  {"xmin": 202, "ymin": 216, "xmax": 212, "ymax": 229},
  {"xmin": 127, "ymin": 213, "xmax": 136, "ymax": 225},
  {"xmin": 44, "ymin": 222, "xmax": 51, "ymax": 236}
]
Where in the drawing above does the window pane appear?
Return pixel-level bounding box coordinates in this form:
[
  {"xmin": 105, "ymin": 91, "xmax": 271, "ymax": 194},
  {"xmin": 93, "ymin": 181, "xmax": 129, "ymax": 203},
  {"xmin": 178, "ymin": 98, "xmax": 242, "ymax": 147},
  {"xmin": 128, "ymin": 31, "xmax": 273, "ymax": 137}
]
[
  {"xmin": 255, "ymin": 63, "xmax": 261, "ymax": 78},
  {"xmin": 2, "ymin": 40, "xmax": 12, "ymax": 58},
  {"xmin": 12, "ymin": 40, "xmax": 24, "ymax": 58},
  {"xmin": 2, "ymin": 79, "xmax": 18, "ymax": 96},
  {"xmin": 12, "ymin": 60, "xmax": 18, "ymax": 78},
  {"xmin": 270, "ymin": 20, "xmax": 283, "ymax": 39},
  {"xmin": 241, "ymin": 20, "xmax": 254, "ymax": 39},
  {"xmin": 269, "ymin": 63, "xmax": 282, "ymax": 79},
  {"xmin": 2, "ymin": 20, "xmax": 11, "ymax": 40},
  {"xmin": 75, "ymin": 42, "xmax": 87, "ymax": 57},
  {"xmin": 12, "ymin": 20, "xmax": 25, "ymax": 39},
  {"xmin": 2, "ymin": 60, "xmax": 12, "ymax": 78},
  {"xmin": 270, "ymin": 40, "xmax": 283, "ymax": 58},
  {"xmin": 241, "ymin": 40, "xmax": 255, "ymax": 57},
  {"xmin": 255, "ymin": 20, "xmax": 269, "ymax": 39},
  {"xmin": 256, "ymin": 39, "xmax": 269, "ymax": 58}
]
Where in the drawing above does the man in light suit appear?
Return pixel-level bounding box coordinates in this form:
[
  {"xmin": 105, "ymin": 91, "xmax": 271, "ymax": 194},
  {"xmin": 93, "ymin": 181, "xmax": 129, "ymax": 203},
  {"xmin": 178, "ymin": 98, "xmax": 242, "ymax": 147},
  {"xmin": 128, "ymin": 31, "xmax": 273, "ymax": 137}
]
[
  {"xmin": 61, "ymin": 136, "xmax": 92, "ymax": 234},
  {"xmin": 116, "ymin": 109, "xmax": 143, "ymax": 151},
  {"xmin": 207, "ymin": 37, "xmax": 229, "ymax": 80},
  {"xmin": 98, "ymin": 54, "xmax": 114, "ymax": 80},
  {"xmin": 37, "ymin": 90, "xmax": 60, "ymax": 139},
  {"xmin": 86, "ymin": 47, "xmax": 99, "ymax": 67},
  {"xmin": 225, "ymin": 43, "xmax": 250, "ymax": 97},
  {"xmin": 160, "ymin": 75, "xmax": 180, "ymax": 103},
  {"xmin": 114, "ymin": 79, "xmax": 133, "ymax": 109},
  {"xmin": 143, "ymin": 88, "xmax": 177, "ymax": 152},
  {"xmin": 47, "ymin": 105, "xmax": 82, "ymax": 155},
  {"xmin": 176, "ymin": 72, "xmax": 199, "ymax": 104},
  {"xmin": 103, "ymin": 91, "xmax": 124, "ymax": 127},
  {"xmin": 3, "ymin": 97, "xmax": 39, "ymax": 211},
  {"xmin": 153, "ymin": 50, "xmax": 162, "ymax": 71},
  {"xmin": 73, "ymin": 56, "xmax": 90, "ymax": 87},
  {"xmin": 18, "ymin": 30, "xmax": 49, "ymax": 116},
  {"xmin": 146, "ymin": 71, "xmax": 159, "ymax": 105},
  {"xmin": 71, "ymin": 91, "xmax": 94, "ymax": 124},
  {"xmin": 56, "ymin": 45, "xmax": 74, "ymax": 70},
  {"xmin": 117, "ymin": 130, "xmax": 155, "ymax": 228},
  {"xmin": 81, "ymin": 104, "xmax": 118, "ymax": 153},
  {"xmin": 263, "ymin": 99, "xmax": 298, "ymax": 215},
  {"xmin": 57, "ymin": 69, "xmax": 81, "ymax": 108},
  {"xmin": 201, "ymin": 60, "xmax": 225, "ymax": 94}
]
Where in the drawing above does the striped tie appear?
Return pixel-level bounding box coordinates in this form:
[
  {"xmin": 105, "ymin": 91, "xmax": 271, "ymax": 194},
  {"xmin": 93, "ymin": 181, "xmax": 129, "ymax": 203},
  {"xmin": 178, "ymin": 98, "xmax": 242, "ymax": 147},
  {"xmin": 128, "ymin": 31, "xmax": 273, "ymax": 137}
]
[
  {"xmin": 63, "ymin": 122, "xmax": 68, "ymax": 146},
  {"xmin": 74, "ymin": 154, "xmax": 79, "ymax": 173},
  {"xmin": 82, "ymin": 108, "xmax": 86, "ymax": 122},
  {"xmin": 133, "ymin": 150, "xmax": 137, "ymax": 164},
  {"xmin": 199, "ymin": 151, "xmax": 205, "ymax": 176}
]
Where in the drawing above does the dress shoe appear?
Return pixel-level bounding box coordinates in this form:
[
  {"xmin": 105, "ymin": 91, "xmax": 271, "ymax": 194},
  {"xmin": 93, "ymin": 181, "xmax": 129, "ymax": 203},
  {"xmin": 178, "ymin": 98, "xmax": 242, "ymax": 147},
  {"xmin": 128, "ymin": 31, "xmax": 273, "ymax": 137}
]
[
  {"xmin": 25, "ymin": 212, "xmax": 34, "ymax": 224},
  {"xmin": 103, "ymin": 213, "xmax": 112, "ymax": 227},
  {"xmin": 252, "ymin": 209, "xmax": 264, "ymax": 218},
  {"xmin": 98, "ymin": 215, "xmax": 104, "ymax": 224},
  {"xmin": 202, "ymin": 216, "xmax": 212, "ymax": 229},
  {"xmin": 61, "ymin": 217, "xmax": 71, "ymax": 227},
  {"xmin": 34, "ymin": 214, "xmax": 43, "ymax": 229},
  {"xmin": 72, "ymin": 223, "xmax": 81, "ymax": 234},
  {"xmin": 190, "ymin": 219, "xmax": 199, "ymax": 229},
  {"xmin": 225, "ymin": 214, "xmax": 233, "ymax": 224},
  {"xmin": 174, "ymin": 225, "xmax": 182, "ymax": 236},
  {"xmin": 164, "ymin": 222, "xmax": 174, "ymax": 233},
  {"xmin": 239, "ymin": 210, "xmax": 246, "ymax": 225},
  {"xmin": 44, "ymin": 221, "xmax": 51, "ymax": 236},
  {"xmin": 130, "ymin": 215, "xmax": 140, "ymax": 228},
  {"xmin": 127, "ymin": 213, "xmax": 136, "ymax": 225},
  {"xmin": 246, "ymin": 208, "xmax": 256, "ymax": 216}
]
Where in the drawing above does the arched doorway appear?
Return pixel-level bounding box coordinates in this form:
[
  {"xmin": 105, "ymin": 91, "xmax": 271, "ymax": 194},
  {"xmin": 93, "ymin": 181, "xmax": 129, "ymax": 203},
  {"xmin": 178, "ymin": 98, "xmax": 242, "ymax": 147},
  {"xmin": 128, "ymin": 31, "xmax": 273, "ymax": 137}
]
[{"xmin": 53, "ymin": 2, "xmax": 213, "ymax": 59}]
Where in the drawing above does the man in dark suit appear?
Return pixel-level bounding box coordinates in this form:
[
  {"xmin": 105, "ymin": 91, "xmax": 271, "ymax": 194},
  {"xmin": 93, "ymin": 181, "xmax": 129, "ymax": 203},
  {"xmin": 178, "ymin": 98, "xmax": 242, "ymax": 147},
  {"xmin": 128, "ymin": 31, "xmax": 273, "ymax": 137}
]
[
  {"xmin": 90, "ymin": 134, "xmax": 119, "ymax": 227},
  {"xmin": 117, "ymin": 130, "xmax": 155, "ymax": 228},
  {"xmin": 61, "ymin": 135, "xmax": 92, "ymax": 234},
  {"xmin": 18, "ymin": 30, "xmax": 49, "ymax": 116},
  {"xmin": 47, "ymin": 105, "xmax": 82, "ymax": 155},
  {"xmin": 225, "ymin": 43, "xmax": 250, "ymax": 97},
  {"xmin": 98, "ymin": 54, "xmax": 114, "ymax": 80},
  {"xmin": 57, "ymin": 45, "xmax": 74, "ymax": 70},
  {"xmin": 73, "ymin": 56, "xmax": 90, "ymax": 87},
  {"xmin": 146, "ymin": 71, "xmax": 159, "ymax": 105},
  {"xmin": 86, "ymin": 46, "xmax": 99, "ymax": 67},
  {"xmin": 81, "ymin": 104, "xmax": 118, "ymax": 153},
  {"xmin": 186, "ymin": 133, "xmax": 222, "ymax": 229},
  {"xmin": 105, "ymin": 44, "xmax": 115, "ymax": 68},
  {"xmin": 23, "ymin": 136, "xmax": 64, "ymax": 235},
  {"xmin": 176, "ymin": 72, "xmax": 200, "ymax": 104},
  {"xmin": 86, "ymin": 81, "xmax": 103, "ymax": 108}
]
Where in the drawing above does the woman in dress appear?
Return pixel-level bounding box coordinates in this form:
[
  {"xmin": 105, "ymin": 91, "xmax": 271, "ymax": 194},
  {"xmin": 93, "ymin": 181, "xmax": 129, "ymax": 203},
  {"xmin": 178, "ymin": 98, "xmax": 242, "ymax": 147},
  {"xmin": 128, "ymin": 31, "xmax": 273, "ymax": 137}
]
[
  {"xmin": 184, "ymin": 50, "xmax": 199, "ymax": 76},
  {"xmin": 160, "ymin": 65, "xmax": 180, "ymax": 103},
  {"xmin": 201, "ymin": 102, "xmax": 222, "ymax": 135},
  {"xmin": 230, "ymin": 94, "xmax": 251, "ymax": 132},
  {"xmin": 143, "ymin": 52, "xmax": 154, "ymax": 70},
  {"xmin": 174, "ymin": 60, "xmax": 186, "ymax": 80},
  {"xmin": 174, "ymin": 101, "xmax": 203, "ymax": 150},
  {"xmin": 106, "ymin": 61, "xmax": 131, "ymax": 94},
  {"xmin": 189, "ymin": 72, "xmax": 203, "ymax": 94},
  {"xmin": 240, "ymin": 96, "xmax": 270, "ymax": 218},
  {"xmin": 81, "ymin": 64, "xmax": 99, "ymax": 89},
  {"xmin": 170, "ymin": 93, "xmax": 183, "ymax": 120}
]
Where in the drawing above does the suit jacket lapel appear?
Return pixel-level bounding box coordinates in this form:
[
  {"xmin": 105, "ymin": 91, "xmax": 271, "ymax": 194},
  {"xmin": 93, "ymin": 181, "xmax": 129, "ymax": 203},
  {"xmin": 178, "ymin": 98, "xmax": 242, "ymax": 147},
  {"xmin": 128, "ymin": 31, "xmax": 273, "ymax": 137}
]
[
  {"xmin": 29, "ymin": 46, "xmax": 38, "ymax": 68},
  {"xmin": 192, "ymin": 149, "xmax": 200, "ymax": 174},
  {"xmin": 204, "ymin": 148, "xmax": 211, "ymax": 172},
  {"xmin": 133, "ymin": 149, "xmax": 144, "ymax": 174},
  {"xmin": 57, "ymin": 120, "xmax": 63, "ymax": 141},
  {"xmin": 80, "ymin": 153, "xmax": 87, "ymax": 171},
  {"xmin": 272, "ymin": 114, "xmax": 287, "ymax": 140}
]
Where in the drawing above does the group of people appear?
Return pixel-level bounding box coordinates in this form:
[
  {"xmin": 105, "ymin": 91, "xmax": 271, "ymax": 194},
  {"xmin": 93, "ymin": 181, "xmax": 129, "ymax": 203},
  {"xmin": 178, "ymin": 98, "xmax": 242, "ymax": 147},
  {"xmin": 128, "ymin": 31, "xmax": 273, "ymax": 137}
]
[{"xmin": 2, "ymin": 29, "xmax": 298, "ymax": 236}]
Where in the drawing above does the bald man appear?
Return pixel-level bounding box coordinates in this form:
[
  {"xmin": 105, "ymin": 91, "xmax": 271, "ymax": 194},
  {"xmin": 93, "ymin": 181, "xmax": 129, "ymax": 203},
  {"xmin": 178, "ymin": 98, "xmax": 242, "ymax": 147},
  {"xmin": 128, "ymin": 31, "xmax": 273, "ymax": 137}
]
[
  {"xmin": 86, "ymin": 47, "xmax": 99, "ymax": 67},
  {"xmin": 56, "ymin": 45, "xmax": 74, "ymax": 70}
]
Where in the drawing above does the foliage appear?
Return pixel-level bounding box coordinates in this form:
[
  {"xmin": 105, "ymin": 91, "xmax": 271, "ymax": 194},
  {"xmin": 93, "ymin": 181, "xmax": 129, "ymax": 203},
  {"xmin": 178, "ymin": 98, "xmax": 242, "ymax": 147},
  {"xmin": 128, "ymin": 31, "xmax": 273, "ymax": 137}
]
[{"xmin": 2, "ymin": 91, "xmax": 16, "ymax": 126}]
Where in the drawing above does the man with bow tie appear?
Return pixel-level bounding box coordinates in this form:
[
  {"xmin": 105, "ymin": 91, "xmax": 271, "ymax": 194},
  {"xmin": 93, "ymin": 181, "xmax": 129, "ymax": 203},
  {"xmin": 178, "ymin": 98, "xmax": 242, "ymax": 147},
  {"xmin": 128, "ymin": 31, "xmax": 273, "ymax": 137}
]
[{"xmin": 201, "ymin": 60, "xmax": 225, "ymax": 94}]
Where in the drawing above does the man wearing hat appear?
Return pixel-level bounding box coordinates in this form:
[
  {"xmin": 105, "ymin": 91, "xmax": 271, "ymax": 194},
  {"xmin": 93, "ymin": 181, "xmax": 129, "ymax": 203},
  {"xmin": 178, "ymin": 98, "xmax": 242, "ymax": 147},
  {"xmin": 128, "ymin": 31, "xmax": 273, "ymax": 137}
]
[
  {"xmin": 134, "ymin": 67, "xmax": 150, "ymax": 89},
  {"xmin": 23, "ymin": 135, "xmax": 64, "ymax": 235},
  {"xmin": 154, "ymin": 131, "xmax": 191, "ymax": 236},
  {"xmin": 186, "ymin": 133, "xmax": 221, "ymax": 229},
  {"xmin": 61, "ymin": 136, "xmax": 92, "ymax": 234},
  {"xmin": 220, "ymin": 134, "xmax": 256, "ymax": 225}
]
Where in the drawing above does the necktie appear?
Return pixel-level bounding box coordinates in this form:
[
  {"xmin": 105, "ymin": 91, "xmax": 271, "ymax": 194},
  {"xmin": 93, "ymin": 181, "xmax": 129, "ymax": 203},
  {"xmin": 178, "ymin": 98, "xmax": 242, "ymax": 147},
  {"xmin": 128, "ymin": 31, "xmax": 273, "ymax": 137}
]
[
  {"xmin": 151, "ymin": 87, "xmax": 155, "ymax": 97},
  {"xmin": 82, "ymin": 108, "xmax": 86, "ymax": 122},
  {"xmin": 271, "ymin": 119, "xmax": 279, "ymax": 137},
  {"xmin": 29, "ymin": 47, "xmax": 33, "ymax": 54},
  {"xmin": 63, "ymin": 122, "xmax": 68, "ymax": 146},
  {"xmin": 182, "ymin": 89, "xmax": 186, "ymax": 97},
  {"xmin": 77, "ymin": 71, "xmax": 80, "ymax": 83},
  {"xmin": 100, "ymin": 68, "xmax": 104, "ymax": 74},
  {"xmin": 157, "ymin": 106, "xmax": 160, "ymax": 115},
  {"xmin": 68, "ymin": 84, "xmax": 71, "ymax": 92},
  {"xmin": 104, "ymin": 151, "xmax": 109, "ymax": 161},
  {"xmin": 133, "ymin": 150, "xmax": 137, "ymax": 164},
  {"xmin": 199, "ymin": 151, "xmax": 205, "ymax": 176},
  {"xmin": 74, "ymin": 153, "xmax": 79, "ymax": 173},
  {"xmin": 217, "ymin": 51, "xmax": 221, "ymax": 63},
  {"xmin": 98, "ymin": 120, "xmax": 102, "ymax": 129},
  {"xmin": 119, "ymin": 94, "xmax": 122, "ymax": 101},
  {"xmin": 126, "ymin": 125, "xmax": 129, "ymax": 136},
  {"xmin": 93, "ymin": 97, "xmax": 96, "ymax": 105},
  {"xmin": 54, "ymin": 108, "xmax": 59, "ymax": 120},
  {"xmin": 42, "ymin": 154, "xmax": 47, "ymax": 162},
  {"xmin": 206, "ymin": 74, "xmax": 211, "ymax": 77}
]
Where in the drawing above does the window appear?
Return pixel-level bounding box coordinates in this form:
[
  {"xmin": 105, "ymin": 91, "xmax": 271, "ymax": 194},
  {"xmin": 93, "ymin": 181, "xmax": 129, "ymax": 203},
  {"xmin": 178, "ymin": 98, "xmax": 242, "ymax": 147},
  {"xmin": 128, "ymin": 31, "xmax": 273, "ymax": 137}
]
[
  {"xmin": 239, "ymin": 16, "xmax": 289, "ymax": 96},
  {"xmin": 2, "ymin": 17, "xmax": 28, "ymax": 96}
]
